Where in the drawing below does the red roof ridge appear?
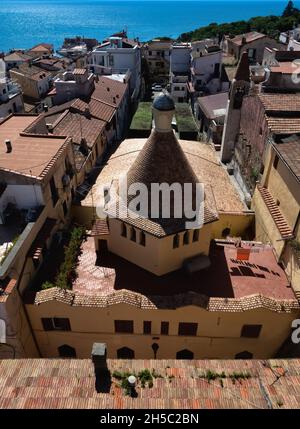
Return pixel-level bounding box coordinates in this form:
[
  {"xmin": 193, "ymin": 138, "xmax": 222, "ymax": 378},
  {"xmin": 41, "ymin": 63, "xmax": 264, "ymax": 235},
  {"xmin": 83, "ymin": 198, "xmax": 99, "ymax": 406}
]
[{"xmin": 257, "ymin": 185, "xmax": 294, "ymax": 239}]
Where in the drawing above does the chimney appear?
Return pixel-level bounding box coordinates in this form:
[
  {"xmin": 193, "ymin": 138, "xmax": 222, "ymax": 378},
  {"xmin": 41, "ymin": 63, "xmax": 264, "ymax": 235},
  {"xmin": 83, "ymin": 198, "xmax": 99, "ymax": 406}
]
[
  {"xmin": 241, "ymin": 35, "xmax": 247, "ymax": 45},
  {"xmin": 43, "ymin": 103, "xmax": 48, "ymax": 112},
  {"xmin": 92, "ymin": 343, "xmax": 111, "ymax": 393},
  {"xmin": 46, "ymin": 123, "xmax": 53, "ymax": 133},
  {"xmin": 5, "ymin": 139, "xmax": 12, "ymax": 153}
]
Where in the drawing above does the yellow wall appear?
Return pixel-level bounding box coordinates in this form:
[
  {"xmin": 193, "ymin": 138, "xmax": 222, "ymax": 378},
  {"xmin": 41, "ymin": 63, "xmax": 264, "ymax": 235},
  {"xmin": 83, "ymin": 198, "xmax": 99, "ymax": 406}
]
[
  {"xmin": 211, "ymin": 212, "xmax": 254, "ymax": 239},
  {"xmin": 26, "ymin": 300, "xmax": 299, "ymax": 359},
  {"xmin": 107, "ymin": 218, "xmax": 211, "ymax": 276},
  {"xmin": 252, "ymin": 188, "xmax": 285, "ymax": 259}
]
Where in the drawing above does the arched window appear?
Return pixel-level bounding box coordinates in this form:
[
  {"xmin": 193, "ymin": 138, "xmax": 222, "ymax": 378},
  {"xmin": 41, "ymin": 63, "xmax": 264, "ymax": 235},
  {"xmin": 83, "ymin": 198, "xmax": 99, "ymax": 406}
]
[
  {"xmin": 222, "ymin": 227, "xmax": 231, "ymax": 238},
  {"xmin": 140, "ymin": 231, "xmax": 146, "ymax": 246},
  {"xmin": 130, "ymin": 227, "xmax": 136, "ymax": 242},
  {"xmin": 58, "ymin": 344, "xmax": 77, "ymax": 358},
  {"xmin": 173, "ymin": 234, "xmax": 180, "ymax": 249},
  {"xmin": 235, "ymin": 351, "xmax": 253, "ymax": 359},
  {"xmin": 176, "ymin": 349, "xmax": 194, "ymax": 359},
  {"xmin": 193, "ymin": 229, "xmax": 199, "ymax": 242},
  {"xmin": 121, "ymin": 223, "xmax": 127, "ymax": 238},
  {"xmin": 183, "ymin": 231, "xmax": 189, "ymax": 245},
  {"xmin": 117, "ymin": 347, "xmax": 135, "ymax": 359}
]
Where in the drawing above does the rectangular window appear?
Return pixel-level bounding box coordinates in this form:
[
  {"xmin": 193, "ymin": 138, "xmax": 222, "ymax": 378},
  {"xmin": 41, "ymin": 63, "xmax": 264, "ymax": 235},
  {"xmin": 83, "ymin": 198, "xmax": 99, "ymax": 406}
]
[
  {"xmin": 41, "ymin": 318, "xmax": 71, "ymax": 331},
  {"xmin": 161, "ymin": 321, "xmax": 169, "ymax": 335},
  {"xmin": 178, "ymin": 322, "xmax": 198, "ymax": 336},
  {"xmin": 193, "ymin": 229, "xmax": 200, "ymax": 242},
  {"xmin": 50, "ymin": 177, "xmax": 59, "ymax": 206},
  {"xmin": 115, "ymin": 320, "xmax": 134, "ymax": 333},
  {"xmin": 273, "ymin": 154, "xmax": 279, "ymax": 170},
  {"xmin": 241, "ymin": 324, "xmax": 262, "ymax": 338},
  {"xmin": 140, "ymin": 231, "xmax": 146, "ymax": 246},
  {"xmin": 143, "ymin": 321, "xmax": 151, "ymax": 334}
]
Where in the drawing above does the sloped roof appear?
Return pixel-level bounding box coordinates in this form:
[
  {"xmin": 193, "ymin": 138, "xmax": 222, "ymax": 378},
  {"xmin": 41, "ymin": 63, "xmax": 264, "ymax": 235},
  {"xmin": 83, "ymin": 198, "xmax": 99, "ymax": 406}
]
[
  {"xmin": 274, "ymin": 135, "xmax": 300, "ymax": 182},
  {"xmin": 92, "ymin": 77, "xmax": 128, "ymax": 107},
  {"xmin": 0, "ymin": 115, "xmax": 68, "ymax": 180},
  {"xmin": 1, "ymin": 358, "xmax": 300, "ymax": 409},
  {"xmin": 197, "ymin": 92, "xmax": 228, "ymax": 119},
  {"xmin": 230, "ymin": 32, "xmax": 266, "ymax": 46},
  {"xmin": 53, "ymin": 111, "xmax": 106, "ymax": 147},
  {"xmin": 235, "ymin": 51, "xmax": 250, "ymax": 82},
  {"xmin": 258, "ymin": 93, "xmax": 300, "ymax": 112},
  {"xmin": 116, "ymin": 129, "xmax": 218, "ymax": 236}
]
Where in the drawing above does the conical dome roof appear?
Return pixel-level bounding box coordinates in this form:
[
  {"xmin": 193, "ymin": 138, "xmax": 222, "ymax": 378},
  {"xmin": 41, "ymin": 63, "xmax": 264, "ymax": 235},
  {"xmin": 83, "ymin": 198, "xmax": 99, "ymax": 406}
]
[{"xmin": 123, "ymin": 129, "xmax": 202, "ymax": 235}]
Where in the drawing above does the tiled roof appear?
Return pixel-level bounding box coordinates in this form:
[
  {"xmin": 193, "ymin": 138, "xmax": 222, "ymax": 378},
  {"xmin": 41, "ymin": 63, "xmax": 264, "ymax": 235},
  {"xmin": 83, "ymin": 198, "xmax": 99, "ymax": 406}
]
[
  {"xmin": 257, "ymin": 185, "xmax": 294, "ymax": 239},
  {"xmin": 10, "ymin": 63, "xmax": 51, "ymax": 81},
  {"xmin": 270, "ymin": 61, "xmax": 299, "ymax": 74},
  {"xmin": 82, "ymin": 138, "xmax": 246, "ymax": 214},
  {"xmin": 0, "ymin": 116, "xmax": 68, "ymax": 180},
  {"xmin": 90, "ymin": 219, "xmax": 110, "ymax": 236},
  {"xmin": 92, "ymin": 77, "xmax": 128, "ymax": 107},
  {"xmin": 265, "ymin": 117, "xmax": 300, "ymax": 134},
  {"xmin": 4, "ymin": 51, "xmax": 32, "ymax": 62},
  {"xmin": 1, "ymin": 358, "xmax": 300, "ymax": 409},
  {"xmin": 53, "ymin": 111, "xmax": 106, "ymax": 147},
  {"xmin": 29, "ymin": 43, "xmax": 53, "ymax": 52},
  {"xmin": 33, "ymin": 283, "xmax": 298, "ymax": 312},
  {"xmin": 197, "ymin": 92, "xmax": 228, "ymax": 119},
  {"xmin": 72, "ymin": 98, "xmax": 115, "ymax": 123},
  {"xmin": 274, "ymin": 135, "xmax": 300, "ymax": 182},
  {"xmin": 258, "ymin": 93, "xmax": 300, "ymax": 112},
  {"xmin": 112, "ymin": 129, "xmax": 218, "ymax": 236},
  {"xmin": 230, "ymin": 32, "xmax": 266, "ymax": 46}
]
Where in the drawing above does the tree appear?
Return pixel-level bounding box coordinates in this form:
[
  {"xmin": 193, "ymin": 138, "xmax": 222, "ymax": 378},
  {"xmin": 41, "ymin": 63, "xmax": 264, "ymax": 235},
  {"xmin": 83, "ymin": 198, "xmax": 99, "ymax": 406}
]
[{"xmin": 282, "ymin": 1, "xmax": 299, "ymax": 17}]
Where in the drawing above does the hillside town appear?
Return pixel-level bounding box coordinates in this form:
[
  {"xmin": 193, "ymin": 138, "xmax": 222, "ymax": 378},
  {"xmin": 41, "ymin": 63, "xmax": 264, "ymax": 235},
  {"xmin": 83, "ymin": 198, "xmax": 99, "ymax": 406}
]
[{"xmin": 1, "ymin": 19, "xmax": 300, "ymax": 409}]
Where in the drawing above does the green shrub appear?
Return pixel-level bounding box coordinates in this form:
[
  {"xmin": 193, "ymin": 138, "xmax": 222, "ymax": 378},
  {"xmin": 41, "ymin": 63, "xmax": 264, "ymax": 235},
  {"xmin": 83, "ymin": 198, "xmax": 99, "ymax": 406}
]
[{"xmin": 40, "ymin": 226, "xmax": 85, "ymax": 291}]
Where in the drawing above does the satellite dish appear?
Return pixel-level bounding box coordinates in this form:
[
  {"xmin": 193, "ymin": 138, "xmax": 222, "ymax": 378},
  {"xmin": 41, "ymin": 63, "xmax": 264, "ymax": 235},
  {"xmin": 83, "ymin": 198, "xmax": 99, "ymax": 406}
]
[{"xmin": 0, "ymin": 59, "xmax": 6, "ymax": 79}]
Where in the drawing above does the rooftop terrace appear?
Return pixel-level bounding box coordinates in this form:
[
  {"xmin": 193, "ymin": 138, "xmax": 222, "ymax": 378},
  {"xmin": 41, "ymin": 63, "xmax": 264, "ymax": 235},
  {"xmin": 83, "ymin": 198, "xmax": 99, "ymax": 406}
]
[{"xmin": 70, "ymin": 237, "xmax": 295, "ymax": 304}]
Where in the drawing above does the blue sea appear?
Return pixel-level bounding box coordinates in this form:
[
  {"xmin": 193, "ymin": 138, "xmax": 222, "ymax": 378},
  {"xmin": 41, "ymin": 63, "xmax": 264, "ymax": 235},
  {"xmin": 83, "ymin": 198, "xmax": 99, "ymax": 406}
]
[{"xmin": 0, "ymin": 0, "xmax": 299, "ymax": 52}]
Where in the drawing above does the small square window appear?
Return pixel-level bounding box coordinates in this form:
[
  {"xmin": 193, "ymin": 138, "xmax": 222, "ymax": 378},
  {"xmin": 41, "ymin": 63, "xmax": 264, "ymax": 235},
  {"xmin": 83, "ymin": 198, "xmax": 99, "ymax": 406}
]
[{"xmin": 241, "ymin": 324, "xmax": 262, "ymax": 338}]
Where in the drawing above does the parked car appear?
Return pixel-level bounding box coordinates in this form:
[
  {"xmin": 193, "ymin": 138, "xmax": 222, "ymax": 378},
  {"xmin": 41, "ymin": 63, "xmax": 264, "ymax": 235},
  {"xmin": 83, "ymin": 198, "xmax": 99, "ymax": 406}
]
[{"xmin": 152, "ymin": 84, "xmax": 163, "ymax": 92}]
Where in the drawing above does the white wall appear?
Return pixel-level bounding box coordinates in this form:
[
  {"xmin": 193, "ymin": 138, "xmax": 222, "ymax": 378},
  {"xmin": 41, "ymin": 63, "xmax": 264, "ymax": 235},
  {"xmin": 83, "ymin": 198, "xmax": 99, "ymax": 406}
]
[{"xmin": 0, "ymin": 184, "xmax": 44, "ymax": 216}]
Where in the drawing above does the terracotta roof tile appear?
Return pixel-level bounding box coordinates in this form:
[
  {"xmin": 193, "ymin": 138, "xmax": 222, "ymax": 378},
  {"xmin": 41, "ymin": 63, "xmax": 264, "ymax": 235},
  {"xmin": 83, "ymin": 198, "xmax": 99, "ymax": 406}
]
[
  {"xmin": 0, "ymin": 116, "xmax": 69, "ymax": 180},
  {"xmin": 274, "ymin": 136, "xmax": 300, "ymax": 181},
  {"xmin": 230, "ymin": 32, "xmax": 266, "ymax": 46},
  {"xmin": 72, "ymin": 98, "xmax": 115, "ymax": 123},
  {"xmin": 266, "ymin": 117, "xmax": 300, "ymax": 134},
  {"xmin": 92, "ymin": 77, "xmax": 128, "ymax": 107},
  {"xmin": 258, "ymin": 93, "xmax": 300, "ymax": 112},
  {"xmin": 90, "ymin": 219, "xmax": 110, "ymax": 236},
  {"xmin": 1, "ymin": 358, "xmax": 300, "ymax": 409}
]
